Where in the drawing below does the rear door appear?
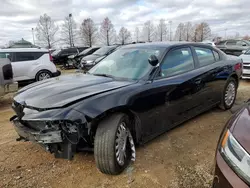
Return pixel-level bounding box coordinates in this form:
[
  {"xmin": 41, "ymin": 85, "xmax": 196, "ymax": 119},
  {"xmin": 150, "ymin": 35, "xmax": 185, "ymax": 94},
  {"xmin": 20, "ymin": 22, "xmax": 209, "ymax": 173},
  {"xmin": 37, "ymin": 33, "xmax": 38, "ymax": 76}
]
[{"xmin": 192, "ymin": 45, "xmax": 227, "ymax": 107}]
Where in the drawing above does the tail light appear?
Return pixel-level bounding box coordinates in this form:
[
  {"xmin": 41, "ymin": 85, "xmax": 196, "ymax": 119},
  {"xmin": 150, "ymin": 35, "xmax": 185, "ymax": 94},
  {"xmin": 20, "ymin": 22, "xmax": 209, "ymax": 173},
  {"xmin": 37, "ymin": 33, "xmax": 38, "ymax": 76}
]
[
  {"xmin": 49, "ymin": 52, "xmax": 53, "ymax": 62},
  {"xmin": 2, "ymin": 64, "xmax": 13, "ymax": 80},
  {"xmin": 234, "ymin": 63, "xmax": 242, "ymax": 70}
]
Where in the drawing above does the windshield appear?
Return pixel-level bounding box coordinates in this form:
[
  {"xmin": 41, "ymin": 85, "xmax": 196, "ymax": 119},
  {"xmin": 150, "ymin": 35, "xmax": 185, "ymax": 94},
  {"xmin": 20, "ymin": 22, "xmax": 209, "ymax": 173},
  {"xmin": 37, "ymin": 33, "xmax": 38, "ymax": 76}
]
[
  {"xmin": 245, "ymin": 49, "xmax": 250, "ymax": 55},
  {"xmin": 79, "ymin": 48, "xmax": 92, "ymax": 55},
  {"xmin": 52, "ymin": 49, "xmax": 61, "ymax": 56},
  {"xmin": 89, "ymin": 47, "xmax": 165, "ymax": 80},
  {"xmin": 93, "ymin": 46, "xmax": 115, "ymax": 56}
]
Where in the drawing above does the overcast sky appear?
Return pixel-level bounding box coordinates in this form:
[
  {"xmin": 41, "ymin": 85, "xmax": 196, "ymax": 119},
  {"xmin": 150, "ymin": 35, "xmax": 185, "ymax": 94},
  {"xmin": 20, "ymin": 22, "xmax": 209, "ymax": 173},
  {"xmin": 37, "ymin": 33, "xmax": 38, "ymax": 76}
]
[{"xmin": 1, "ymin": 0, "xmax": 250, "ymax": 46}]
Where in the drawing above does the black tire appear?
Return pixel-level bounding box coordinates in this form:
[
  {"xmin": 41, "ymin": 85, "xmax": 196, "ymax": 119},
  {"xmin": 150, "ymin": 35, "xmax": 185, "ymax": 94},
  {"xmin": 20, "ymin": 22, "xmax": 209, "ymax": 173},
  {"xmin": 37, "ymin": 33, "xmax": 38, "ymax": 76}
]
[
  {"xmin": 94, "ymin": 113, "xmax": 135, "ymax": 175},
  {"xmin": 35, "ymin": 70, "xmax": 52, "ymax": 81},
  {"xmin": 219, "ymin": 77, "xmax": 237, "ymax": 110}
]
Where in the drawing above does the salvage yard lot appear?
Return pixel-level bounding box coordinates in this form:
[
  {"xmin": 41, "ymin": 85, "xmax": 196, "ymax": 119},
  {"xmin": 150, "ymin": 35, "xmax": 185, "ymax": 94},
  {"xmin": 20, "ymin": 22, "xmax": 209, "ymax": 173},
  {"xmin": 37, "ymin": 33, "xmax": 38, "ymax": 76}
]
[{"xmin": 0, "ymin": 73, "xmax": 249, "ymax": 188}]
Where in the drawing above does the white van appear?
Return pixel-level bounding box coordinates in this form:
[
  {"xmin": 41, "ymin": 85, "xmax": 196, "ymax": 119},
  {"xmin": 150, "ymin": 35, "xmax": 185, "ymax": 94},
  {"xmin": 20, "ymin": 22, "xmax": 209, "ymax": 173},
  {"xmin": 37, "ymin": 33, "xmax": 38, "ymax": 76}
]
[{"xmin": 0, "ymin": 48, "xmax": 60, "ymax": 82}]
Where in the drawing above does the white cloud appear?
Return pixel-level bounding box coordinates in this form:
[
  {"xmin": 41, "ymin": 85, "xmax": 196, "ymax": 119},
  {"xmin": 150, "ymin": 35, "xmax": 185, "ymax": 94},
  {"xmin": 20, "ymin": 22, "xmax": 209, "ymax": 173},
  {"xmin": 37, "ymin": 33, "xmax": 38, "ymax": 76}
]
[{"xmin": 1, "ymin": 0, "xmax": 250, "ymax": 46}]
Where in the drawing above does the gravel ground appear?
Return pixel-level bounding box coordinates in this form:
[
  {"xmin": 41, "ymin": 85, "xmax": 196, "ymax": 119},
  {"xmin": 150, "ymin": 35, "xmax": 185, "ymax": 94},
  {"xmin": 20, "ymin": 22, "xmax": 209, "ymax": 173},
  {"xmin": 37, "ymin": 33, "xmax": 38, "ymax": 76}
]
[{"xmin": 0, "ymin": 77, "xmax": 249, "ymax": 188}]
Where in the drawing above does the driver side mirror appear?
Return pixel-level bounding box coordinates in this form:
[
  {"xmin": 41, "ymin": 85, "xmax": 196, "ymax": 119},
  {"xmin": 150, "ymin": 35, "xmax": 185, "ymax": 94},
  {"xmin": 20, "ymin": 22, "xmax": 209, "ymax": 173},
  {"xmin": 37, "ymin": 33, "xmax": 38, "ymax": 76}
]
[{"xmin": 148, "ymin": 55, "xmax": 158, "ymax": 66}]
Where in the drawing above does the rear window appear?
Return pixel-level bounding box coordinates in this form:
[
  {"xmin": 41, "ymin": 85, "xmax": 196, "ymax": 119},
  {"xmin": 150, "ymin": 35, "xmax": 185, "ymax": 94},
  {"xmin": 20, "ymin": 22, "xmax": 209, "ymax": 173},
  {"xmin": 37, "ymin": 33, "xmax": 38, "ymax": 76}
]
[
  {"xmin": 14, "ymin": 52, "xmax": 46, "ymax": 62},
  {"xmin": 194, "ymin": 47, "xmax": 215, "ymax": 67}
]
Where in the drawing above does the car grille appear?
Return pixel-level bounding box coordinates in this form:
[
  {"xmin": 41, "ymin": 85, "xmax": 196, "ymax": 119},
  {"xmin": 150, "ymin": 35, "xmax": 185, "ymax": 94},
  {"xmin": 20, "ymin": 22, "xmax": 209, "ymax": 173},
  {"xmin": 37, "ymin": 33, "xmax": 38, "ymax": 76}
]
[{"xmin": 243, "ymin": 66, "xmax": 250, "ymax": 69}]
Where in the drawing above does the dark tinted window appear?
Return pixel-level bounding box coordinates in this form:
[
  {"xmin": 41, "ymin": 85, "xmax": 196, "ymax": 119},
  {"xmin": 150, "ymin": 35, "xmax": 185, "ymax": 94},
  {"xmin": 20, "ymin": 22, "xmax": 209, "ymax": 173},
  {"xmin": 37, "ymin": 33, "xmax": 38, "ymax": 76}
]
[
  {"xmin": 14, "ymin": 52, "xmax": 46, "ymax": 62},
  {"xmin": 226, "ymin": 41, "xmax": 236, "ymax": 45},
  {"xmin": 217, "ymin": 41, "xmax": 225, "ymax": 45},
  {"xmin": 195, "ymin": 47, "xmax": 215, "ymax": 67},
  {"xmin": 213, "ymin": 51, "xmax": 220, "ymax": 61},
  {"xmin": 160, "ymin": 47, "xmax": 194, "ymax": 77}
]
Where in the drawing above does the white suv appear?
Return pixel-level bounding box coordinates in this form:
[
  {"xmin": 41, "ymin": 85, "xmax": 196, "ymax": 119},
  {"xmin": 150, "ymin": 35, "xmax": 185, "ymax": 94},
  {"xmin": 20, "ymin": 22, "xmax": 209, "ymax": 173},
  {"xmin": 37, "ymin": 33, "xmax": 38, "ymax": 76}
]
[{"xmin": 0, "ymin": 48, "xmax": 60, "ymax": 82}]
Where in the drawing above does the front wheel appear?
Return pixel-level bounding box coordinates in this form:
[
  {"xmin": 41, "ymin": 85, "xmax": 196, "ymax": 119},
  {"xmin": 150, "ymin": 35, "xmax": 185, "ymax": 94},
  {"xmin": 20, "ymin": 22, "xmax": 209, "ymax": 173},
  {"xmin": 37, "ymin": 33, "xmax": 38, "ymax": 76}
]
[
  {"xmin": 94, "ymin": 113, "xmax": 136, "ymax": 175},
  {"xmin": 219, "ymin": 78, "xmax": 237, "ymax": 110}
]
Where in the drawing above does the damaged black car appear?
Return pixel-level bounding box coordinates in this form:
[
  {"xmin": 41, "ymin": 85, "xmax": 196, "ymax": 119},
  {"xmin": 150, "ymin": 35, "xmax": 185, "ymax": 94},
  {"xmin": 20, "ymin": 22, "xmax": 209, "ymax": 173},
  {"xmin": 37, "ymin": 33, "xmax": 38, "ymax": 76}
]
[{"xmin": 11, "ymin": 42, "xmax": 242, "ymax": 175}]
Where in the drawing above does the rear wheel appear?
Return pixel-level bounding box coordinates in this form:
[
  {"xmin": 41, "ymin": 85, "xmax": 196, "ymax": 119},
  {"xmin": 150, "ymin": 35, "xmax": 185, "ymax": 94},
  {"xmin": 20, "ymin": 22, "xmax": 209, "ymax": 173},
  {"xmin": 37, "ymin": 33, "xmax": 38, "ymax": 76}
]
[
  {"xmin": 94, "ymin": 113, "xmax": 136, "ymax": 175},
  {"xmin": 219, "ymin": 78, "xmax": 237, "ymax": 110},
  {"xmin": 36, "ymin": 70, "xmax": 52, "ymax": 81}
]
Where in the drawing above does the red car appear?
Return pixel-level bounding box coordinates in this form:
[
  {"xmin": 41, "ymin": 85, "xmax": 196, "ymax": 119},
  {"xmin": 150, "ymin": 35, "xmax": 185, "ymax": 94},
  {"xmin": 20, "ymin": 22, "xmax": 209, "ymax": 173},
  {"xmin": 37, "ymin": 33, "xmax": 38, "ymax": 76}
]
[{"xmin": 213, "ymin": 102, "xmax": 250, "ymax": 187}]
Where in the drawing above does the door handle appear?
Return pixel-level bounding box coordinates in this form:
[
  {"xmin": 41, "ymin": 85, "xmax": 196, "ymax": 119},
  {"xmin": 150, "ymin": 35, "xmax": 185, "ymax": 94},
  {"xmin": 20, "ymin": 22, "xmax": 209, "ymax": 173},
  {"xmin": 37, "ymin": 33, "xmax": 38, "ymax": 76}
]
[{"xmin": 194, "ymin": 78, "xmax": 202, "ymax": 84}]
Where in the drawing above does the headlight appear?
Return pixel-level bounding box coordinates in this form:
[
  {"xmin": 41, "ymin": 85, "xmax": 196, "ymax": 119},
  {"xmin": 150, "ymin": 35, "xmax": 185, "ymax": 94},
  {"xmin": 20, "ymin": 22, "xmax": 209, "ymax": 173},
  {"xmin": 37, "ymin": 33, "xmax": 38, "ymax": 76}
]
[
  {"xmin": 86, "ymin": 60, "xmax": 94, "ymax": 65},
  {"xmin": 220, "ymin": 130, "xmax": 250, "ymax": 185}
]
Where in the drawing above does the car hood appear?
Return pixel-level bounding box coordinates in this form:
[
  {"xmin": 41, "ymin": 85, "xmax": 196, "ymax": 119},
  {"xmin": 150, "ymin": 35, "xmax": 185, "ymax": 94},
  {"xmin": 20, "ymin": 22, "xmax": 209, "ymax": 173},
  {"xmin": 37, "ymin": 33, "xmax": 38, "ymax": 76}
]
[
  {"xmin": 82, "ymin": 54, "xmax": 101, "ymax": 61},
  {"xmin": 239, "ymin": 54, "xmax": 250, "ymax": 63},
  {"xmin": 231, "ymin": 104, "xmax": 250, "ymax": 153},
  {"xmin": 14, "ymin": 74, "xmax": 134, "ymax": 109}
]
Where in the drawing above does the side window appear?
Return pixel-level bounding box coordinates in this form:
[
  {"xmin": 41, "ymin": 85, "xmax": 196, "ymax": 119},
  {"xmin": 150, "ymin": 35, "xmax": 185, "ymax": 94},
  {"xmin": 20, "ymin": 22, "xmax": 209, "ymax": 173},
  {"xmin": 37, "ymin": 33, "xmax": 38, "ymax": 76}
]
[
  {"xmin": 160, "ymin": 47, "xmax": 194, "ymax": 77},
  {"xmin": 236, "ymin": 41, "xmax": 248, "ymax": 46},
  {"xmin": 0, "ymin": 52, "xmax": 13, "ymax": 61},
  {"xmin": 15, "ymin": 52, "xmax": 35, "ymax": 62},
  {"xmin": 226, "ymin": 41, "xmax": 236, "ymax": 45},
  {"xmin": 194, "ymin": 47, "xmax": 215, "ymax": 67},
  {"xmin": 213, "ymin": 51, "xmax": 220, "ymax": 61}
]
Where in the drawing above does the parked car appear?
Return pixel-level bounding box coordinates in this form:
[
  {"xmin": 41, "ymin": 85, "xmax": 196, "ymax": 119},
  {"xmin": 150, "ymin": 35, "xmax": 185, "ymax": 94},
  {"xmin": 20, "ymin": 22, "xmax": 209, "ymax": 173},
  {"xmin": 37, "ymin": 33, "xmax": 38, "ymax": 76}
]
[
  {"xmin": 216, "ymin": 40, "xmax": 250, "ymax": 56},
  {"xmin": 0, "ymin": 48, "xmax": 61, "ymax": 82},
  {"xmin": 67, "ymin": 47, "xmax": 100, "ymax": 69},
  {"xmin": 10, "ymin": 42, "xmax": 242, "ymax": 175},
  {"xmin": 239, "ymin": 48, "xmax": 250, "ymax": 79},
  {"xmin": 202, "ymin": 40, "xmax": 216, "ymax": 47},
  {"xmin": 213, "ymin": 101, "xmax": 250, "ymax": 188},
  {"xmin": 0, "ymin": 58, "xmax": 18, "ymax": 96},
  {"xmin": 52, "ymin": 47, "xmax": 88, "ymax": 65},
  {"xmin": 80, "ymin": 45, "xmax": 119, "ymax": 70}
]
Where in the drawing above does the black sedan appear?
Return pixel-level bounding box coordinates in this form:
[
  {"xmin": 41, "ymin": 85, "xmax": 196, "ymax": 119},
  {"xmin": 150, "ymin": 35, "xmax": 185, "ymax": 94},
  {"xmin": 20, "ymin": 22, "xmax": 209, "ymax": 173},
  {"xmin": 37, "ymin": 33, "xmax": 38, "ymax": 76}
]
[
  {"xmin": 10, "ymin": 42, "xmax": 242, "ymax": 175},
  {"xmin": 80, "ymin": 45, "xmax": 119, "ymax": 70}
]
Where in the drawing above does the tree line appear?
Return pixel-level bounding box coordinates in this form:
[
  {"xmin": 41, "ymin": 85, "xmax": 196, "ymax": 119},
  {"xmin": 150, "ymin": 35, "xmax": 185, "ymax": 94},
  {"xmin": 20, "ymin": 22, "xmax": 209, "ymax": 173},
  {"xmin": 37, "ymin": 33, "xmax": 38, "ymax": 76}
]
[{"xmin": 35, "ymin": 13, "xmax": 212, "ymax": 49}]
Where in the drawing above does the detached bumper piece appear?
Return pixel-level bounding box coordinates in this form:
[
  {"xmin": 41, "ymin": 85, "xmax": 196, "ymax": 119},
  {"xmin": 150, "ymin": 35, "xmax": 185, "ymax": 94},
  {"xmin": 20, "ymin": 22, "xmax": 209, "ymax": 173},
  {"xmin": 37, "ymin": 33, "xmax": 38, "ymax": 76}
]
[{"xmin": 11, "ymin": 117, "xmax": 83, "ymax": 160}]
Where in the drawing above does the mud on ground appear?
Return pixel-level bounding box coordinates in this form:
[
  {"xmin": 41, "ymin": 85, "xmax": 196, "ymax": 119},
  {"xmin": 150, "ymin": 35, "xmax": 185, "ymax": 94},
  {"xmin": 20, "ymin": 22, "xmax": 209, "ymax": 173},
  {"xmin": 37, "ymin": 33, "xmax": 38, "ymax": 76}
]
[{"xmin": 0, "ymin": 80, "xmax": 249, "ymax": 188}]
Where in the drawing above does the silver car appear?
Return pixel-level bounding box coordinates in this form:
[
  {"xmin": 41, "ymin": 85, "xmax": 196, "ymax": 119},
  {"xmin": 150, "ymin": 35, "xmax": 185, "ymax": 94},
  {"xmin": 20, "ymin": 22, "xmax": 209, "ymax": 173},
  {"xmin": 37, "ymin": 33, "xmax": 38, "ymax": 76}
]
[{"xmin": 239, "ymin": 48, "xmax": 250, "ymax": 79}]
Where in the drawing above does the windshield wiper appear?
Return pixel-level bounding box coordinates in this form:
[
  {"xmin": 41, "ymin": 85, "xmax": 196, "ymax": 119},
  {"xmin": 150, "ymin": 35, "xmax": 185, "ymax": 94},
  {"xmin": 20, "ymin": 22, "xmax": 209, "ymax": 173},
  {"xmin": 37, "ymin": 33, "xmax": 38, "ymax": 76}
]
[{"xmin": 92, "ymin": 73, "xmax": 114, "ymax": 78}]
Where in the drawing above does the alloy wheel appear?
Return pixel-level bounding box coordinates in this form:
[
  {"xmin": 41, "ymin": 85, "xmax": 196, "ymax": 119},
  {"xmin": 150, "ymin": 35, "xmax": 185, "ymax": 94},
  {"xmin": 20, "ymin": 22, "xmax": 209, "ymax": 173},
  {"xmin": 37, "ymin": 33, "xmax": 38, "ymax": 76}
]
[{"xmin": 225, "ymin": 82, "xmax": 236, "ymax": 107}]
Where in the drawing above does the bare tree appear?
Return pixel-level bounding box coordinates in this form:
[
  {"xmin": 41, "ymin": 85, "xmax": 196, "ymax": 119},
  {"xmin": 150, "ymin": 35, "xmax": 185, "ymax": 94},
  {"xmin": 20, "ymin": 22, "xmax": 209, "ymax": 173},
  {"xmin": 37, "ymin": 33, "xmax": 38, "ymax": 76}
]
[
  {"xmin": 174, "ymin": 23, "xmax": 185, "ymax": 41},
  {"xmin": 243, "ymin": 35, "xmax": 250, "ymax": 40},
  {"xmin": 118, "ymin": 27, "xmax": 131, "ymax": 45},
  {"xmin": 135, "ymin": 27, "xmax": 140, "ymax": 43},
  {"xmin": 194, "ymin": 22, "xmax": 211, "ymax": 42},
  {"xmin": 143, "ymin": 21, "xmax": 154, "ymax": 42},
  {"xmin": 61, "ymin": 15, "xmax": 77, "ymax": 47},
  {"xmin": 35, "ymin": 14, "xmax": 59, "ymax": 49},
  {"xmin": 80, "ymin": 18, "xmax": 98, "ymax": 47},
  {"xmin": 184, "ymin": 22, "xmax": 192, "ymax": 41},
  {"xmin": 157, "ymin": 19, "xmax": 168, "ymax": 41},
  {"xmin": 99, "ymin": 17, "xmax": 116, "ymax": 46}
]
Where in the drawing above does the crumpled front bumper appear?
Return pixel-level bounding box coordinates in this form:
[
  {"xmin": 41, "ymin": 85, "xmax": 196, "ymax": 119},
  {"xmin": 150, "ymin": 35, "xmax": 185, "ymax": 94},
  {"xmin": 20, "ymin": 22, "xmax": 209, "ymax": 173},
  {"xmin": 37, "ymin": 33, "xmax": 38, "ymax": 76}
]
[{"xmin": 12, "ymin": 118, "xmax": 63, "ymax": 144}]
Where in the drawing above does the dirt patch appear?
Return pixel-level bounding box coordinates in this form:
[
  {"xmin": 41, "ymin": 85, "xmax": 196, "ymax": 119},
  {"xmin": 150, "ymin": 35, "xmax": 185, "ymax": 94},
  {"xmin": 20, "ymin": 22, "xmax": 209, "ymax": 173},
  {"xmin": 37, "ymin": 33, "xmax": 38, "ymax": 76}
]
[{"xmin": 0, "ymin": 81, "xmax": 249, "ymax": 188}]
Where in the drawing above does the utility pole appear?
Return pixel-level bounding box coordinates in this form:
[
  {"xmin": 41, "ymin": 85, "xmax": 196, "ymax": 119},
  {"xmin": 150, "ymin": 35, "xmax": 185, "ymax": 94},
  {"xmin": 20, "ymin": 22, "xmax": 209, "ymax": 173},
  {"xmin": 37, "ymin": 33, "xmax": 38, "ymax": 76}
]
[
  {"xmin": 169, "ymin": 21, "xmax": 172, "ymax": 41},
  {"xmin": 32, "ymin": 28, "xmax": 35, "ymax": 45},
  {"xmin": 69, "ymin": 13, "xmax": 74, "ymax": 47}
]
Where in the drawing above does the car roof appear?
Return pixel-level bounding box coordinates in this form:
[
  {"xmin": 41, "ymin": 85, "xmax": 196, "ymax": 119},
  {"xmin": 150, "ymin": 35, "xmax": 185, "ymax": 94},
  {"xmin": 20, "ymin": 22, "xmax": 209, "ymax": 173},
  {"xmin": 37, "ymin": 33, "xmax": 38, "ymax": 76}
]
[
  {"xmin": 120, "ymin": 42, "xmax": 214, "ymax": 49},
  {"xmin": 0, "ymin": 48, "xmax": 48, "ymax": 52}
]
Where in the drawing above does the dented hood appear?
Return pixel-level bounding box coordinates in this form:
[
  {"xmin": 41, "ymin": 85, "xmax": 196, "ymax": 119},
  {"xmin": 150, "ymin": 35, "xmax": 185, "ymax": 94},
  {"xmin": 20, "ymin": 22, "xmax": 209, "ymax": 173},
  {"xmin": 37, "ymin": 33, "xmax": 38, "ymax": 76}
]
[{"xmin": 14, "ymin": 74, "xmax": 134, "ymax": 109}]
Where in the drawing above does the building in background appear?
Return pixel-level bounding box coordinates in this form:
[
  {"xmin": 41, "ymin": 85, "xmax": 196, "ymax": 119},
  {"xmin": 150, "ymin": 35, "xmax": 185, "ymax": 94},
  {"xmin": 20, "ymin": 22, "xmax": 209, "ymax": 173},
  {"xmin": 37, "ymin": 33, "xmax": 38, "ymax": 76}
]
[{"xmin": 8, "ymin": 38, "xmax": 39, "ymax": 48}]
